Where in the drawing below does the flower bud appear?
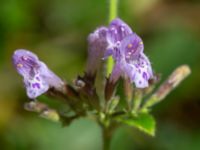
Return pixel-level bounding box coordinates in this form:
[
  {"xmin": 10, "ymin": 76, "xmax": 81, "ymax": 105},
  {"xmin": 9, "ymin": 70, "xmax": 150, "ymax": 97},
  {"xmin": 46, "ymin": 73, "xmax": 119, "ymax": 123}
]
[{"xmin": 86, "ymin": 27, "xmax": 108, "ymax": 77}]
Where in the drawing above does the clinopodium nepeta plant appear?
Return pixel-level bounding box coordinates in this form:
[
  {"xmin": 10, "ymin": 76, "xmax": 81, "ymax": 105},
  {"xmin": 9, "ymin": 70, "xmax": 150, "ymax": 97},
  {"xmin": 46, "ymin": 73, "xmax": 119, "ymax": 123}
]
[{"xmin": 12, "ymin": 1, "xmax": 191, "ymax": 149}]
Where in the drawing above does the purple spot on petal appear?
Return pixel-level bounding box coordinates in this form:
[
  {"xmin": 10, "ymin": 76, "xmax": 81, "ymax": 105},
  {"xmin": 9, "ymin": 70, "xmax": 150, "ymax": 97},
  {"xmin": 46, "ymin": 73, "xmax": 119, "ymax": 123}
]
[
  {"xmin": 139, "ymin": 80, "xmax": 142, "ymax": 84},
  {"xmin": 142, "ymin": 72, "xmax": 148, "ymax": 80},
  {"xmin": 135, "ymin": 64, "xmax": 139, "ymax": 68},
  {"xmin": 32, "ymin": 83, "xmax": 40, "ymax": 89},
  {"xmin": 27, "ymin": 82, "xmax": 31, "ymax": 86},
  {"xmin": 36, "ymin": 76, "xmax": 40, "ymax": 81}
]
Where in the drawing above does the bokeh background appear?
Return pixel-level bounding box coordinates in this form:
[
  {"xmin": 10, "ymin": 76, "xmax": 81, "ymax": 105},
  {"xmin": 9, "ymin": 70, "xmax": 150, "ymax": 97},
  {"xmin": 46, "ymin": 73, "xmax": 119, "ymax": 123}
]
[{"xmin": 0, "ymin": 0, "xmax": 200, "ymax": 149}]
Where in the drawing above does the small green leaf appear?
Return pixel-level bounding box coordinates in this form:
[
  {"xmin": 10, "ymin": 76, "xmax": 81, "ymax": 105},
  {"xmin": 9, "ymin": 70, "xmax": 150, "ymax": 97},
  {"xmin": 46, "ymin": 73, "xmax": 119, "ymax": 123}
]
[{"xmin": 117, "ymin": 113, "xmax": 156, "ymax": 136}]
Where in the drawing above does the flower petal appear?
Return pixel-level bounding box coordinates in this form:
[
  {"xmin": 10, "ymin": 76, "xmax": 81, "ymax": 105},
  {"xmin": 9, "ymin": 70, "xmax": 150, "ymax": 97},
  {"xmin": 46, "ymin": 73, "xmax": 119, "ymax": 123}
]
[
  {"xmin": 24, "ymin": 73, "xmax": 49, "ymax": 99},
  {"xmin": 13, "ymin": 49, "xmax": 63, "ymax": 99},
  {"xmin": 104, "ymin": 18, "xmax": 134, "ymax": 60},
  {"xmin": 108, "ymin": 18, "xmax": 133, "ymax": 44},
  {"xmin": 132, "ymin": 53, "xmax": 153, "ymax": 88},
  {"xmin": 12, "ymin": 50, "xmax": 39, "ymax": 77},
  {"xmin": 120, "ymin": 34, "xmax": 144, "ymax": 61}
]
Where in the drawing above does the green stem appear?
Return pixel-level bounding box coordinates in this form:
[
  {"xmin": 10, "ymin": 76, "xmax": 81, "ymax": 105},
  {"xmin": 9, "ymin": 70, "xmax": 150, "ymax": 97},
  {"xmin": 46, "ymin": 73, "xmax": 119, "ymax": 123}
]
[
  {"xmin": 132, "ymin": 90, "xmax": 142, "ymax": 114},
  {"xmin": 102, "ymin": 122, "xmax": 117, "ymax": 150},
  {"xmin": 103, "ymin": 1, "xmax": 119, "ymax": 147},
  {"xmin": 106, "ymin": 57, "xmax": 114, "ymax": 77},
  {"xmin": 106, "ymin": 0, "xmax": 118, "ymax": 76},
  {"xmin": 109, "ymin": 0, "xmax": 118, "ymax": 22},
  {"xmin": 102, "ymin": 126, "xmax": 111, "ymax": 150}
]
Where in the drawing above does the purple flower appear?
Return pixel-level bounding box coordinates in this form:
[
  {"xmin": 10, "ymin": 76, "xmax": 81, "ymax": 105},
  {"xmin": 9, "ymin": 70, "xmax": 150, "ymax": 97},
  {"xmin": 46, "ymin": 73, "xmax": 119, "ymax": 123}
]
[
  {"xmin": 107, "ymin": 18, "xmax": 132, "ymax": 44},
  {"xmin": 106, "ymin": 18, "xmax": 153, "ymax": 88},
  {"xmin": 104, "ymin": 18, "xmax": 133, "ymax": 59},
  {"xmin": 12, "ymin": 49, "xmax": 64, "ymax": 99},
  {"xmin": 86, "ymin": 27, "xmax": 108, "ymax": 76}
]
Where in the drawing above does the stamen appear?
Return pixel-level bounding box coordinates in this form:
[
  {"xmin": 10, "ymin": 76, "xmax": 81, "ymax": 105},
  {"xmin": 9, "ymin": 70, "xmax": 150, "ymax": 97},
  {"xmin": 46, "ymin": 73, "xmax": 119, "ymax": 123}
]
[
  {"xmin": 17, "ymin": 63, "xmax": 23, "ymax": 68},
  {"xmin": 127, "ymin": 43, "xmax": 132, "ymax": 48}
]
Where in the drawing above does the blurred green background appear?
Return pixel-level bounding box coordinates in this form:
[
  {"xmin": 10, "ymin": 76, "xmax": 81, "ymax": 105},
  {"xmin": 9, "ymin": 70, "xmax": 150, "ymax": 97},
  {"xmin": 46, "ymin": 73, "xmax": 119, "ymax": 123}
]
[{"xmin": 0, "ymin": 0, "xmax": 200, "ymax": 149}]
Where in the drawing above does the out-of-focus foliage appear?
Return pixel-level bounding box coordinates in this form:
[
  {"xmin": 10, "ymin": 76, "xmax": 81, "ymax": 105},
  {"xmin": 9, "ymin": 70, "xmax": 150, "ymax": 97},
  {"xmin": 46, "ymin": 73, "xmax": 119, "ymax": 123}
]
[{"xmin": 0, "ymin": 0, "xmax": 200, "ymax": 150}]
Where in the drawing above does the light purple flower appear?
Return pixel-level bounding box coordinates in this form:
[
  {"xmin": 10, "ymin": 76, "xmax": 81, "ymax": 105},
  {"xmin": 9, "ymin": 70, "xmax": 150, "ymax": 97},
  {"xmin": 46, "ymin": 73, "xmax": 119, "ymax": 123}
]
[
  {"xmin": 106, "ymin": 18, "xmax": 153, "ymax": 88},
  {"xmin": 13, "ymin": 49, "xmax": 64, "ymax": 99},
  {"xmin": 86, "ymin": 27, "xmax": 108, "ymax": 76},
  {"xmin": 104, "ymin": 18, "xmax": 133, "ymax": 59},
  {"xmin": 107, "ymin": 18, "xmax": 132, "ymax": 44}
]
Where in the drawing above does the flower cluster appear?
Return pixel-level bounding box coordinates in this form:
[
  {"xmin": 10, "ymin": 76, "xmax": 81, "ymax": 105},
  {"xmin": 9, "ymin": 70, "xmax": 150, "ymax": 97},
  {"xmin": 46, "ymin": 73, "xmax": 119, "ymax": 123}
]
[
  {"xmin": 12, "ymin": 18, "xmax": 190, "ymax": 138},
  {"xmin": 12, "ymin": 18, "xmax": 153, "ymax": 100},
  {"xmin": 89, "ymin": 18, "xmax": 153, "ymax": 88}
]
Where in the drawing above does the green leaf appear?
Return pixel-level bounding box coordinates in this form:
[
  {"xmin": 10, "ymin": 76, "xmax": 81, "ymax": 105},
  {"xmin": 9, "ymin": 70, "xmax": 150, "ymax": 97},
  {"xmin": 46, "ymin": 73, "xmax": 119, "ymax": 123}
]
[{"xmin": 117, "ymin": 113, "xmax": 156, "ymax": 136}]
